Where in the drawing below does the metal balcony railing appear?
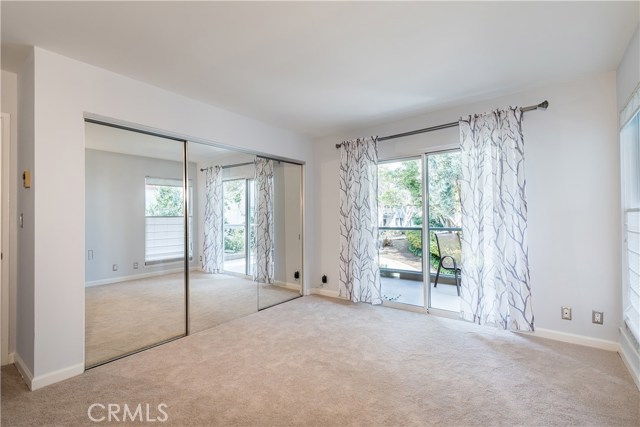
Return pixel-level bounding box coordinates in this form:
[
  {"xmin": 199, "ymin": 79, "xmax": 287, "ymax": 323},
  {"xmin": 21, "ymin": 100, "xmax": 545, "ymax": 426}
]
[{"xmin": 379, "ymin": 226, "xmax": 462, "ymax": 280}]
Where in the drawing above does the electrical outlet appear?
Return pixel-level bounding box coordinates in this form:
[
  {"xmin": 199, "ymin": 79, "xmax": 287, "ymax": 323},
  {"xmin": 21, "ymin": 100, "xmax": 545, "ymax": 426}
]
[
  {"xmin": 592, "ymin": 311, "xmax": 604, "ymax": 325},
  {"xmin": 133, "ymin": 262, "xmax": 139, "ymax": 269},
  {"xmin": 561, "ymin": 306, "xmax": 572, "ymax": 320},
  {"xmin": 112, "ymin": 264, "xmax": 118, "ymax": 272},
  {"xmin": 322, "ymin": 275, "xmax": 327, "ymax": 284},
  {"xmin": 88, "ymin": 250, "xmax": 93, "ymax": 261},
  {"xmin": 294, "ymin": 271, "xmax": 300, "ymax": 280}
]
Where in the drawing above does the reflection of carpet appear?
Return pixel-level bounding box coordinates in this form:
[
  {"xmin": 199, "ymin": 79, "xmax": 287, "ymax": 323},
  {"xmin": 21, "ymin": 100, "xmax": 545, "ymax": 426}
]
[{"xmin": 85, "ymin": 271, "xmax": 300, "ymax": 367}]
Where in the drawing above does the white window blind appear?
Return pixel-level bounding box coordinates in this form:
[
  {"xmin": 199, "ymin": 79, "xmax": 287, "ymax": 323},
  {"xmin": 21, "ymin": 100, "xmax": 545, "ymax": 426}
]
[
  {"xmin": 622, "ymin": 111, "xmax": 640, "ymax": 343},
  {"xmin": 144, "ymin": 177, "xmax": 193, "ymax": 264}
]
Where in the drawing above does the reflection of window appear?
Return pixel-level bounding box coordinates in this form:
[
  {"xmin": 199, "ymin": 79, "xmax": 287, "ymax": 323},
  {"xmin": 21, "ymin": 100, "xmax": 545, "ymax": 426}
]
[
  {"xmin": 145, "ymin": 177, "xmax": 193, "ymax": 264},
  {"xmin": 223, "ymin": 179, "xmax": 255, "ymax": 275}
]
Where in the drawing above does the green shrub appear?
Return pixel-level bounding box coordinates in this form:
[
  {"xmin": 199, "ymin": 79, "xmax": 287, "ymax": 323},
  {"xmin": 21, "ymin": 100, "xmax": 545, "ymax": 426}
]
[
  {"xmin": 224, "ymin": 229, "xmax": 245, "ymax": 253},
  {"xmin": 406, "ymin": 231, "xmax": 422, "ymax": 257}
]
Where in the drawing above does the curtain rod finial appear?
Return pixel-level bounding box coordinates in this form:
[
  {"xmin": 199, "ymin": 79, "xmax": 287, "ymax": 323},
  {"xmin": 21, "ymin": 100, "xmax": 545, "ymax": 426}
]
[{"xmin": 538, "ymin": 100, "xmax": 549, "ymax": 110}]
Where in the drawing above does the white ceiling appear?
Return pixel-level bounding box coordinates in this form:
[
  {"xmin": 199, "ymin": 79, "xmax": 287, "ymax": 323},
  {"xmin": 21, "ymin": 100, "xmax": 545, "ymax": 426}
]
[{"xmin": 2, "ymin": 1, "xmax": 638, "ymax": 138}]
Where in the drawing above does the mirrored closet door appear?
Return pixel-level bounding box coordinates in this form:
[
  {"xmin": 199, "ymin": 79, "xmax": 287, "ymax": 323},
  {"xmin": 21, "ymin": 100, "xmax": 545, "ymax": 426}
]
[
  {"xmin": 84, "ymin": 122, "xmax": 188, "ymax": 368},
  {"xmin": 189, "ymin": 142, "xmax": 260, "ymax": 334},
  {"xmin": 257, "ymin": 160, "xmax": 303, "ymax": 310},
  {"xmin": 85, "ymin": 125, "xmax": 304, "ymax": 367}
]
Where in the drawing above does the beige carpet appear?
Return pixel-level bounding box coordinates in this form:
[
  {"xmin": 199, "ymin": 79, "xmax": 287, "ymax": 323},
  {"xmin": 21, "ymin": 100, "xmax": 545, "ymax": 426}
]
[
  {"xmin": 86, "ymin": 271, "xmax": 300, "ymax": 367},
  {"xmin": 3, "ymin": 296, "xmax": 639, "ymax": 426}
]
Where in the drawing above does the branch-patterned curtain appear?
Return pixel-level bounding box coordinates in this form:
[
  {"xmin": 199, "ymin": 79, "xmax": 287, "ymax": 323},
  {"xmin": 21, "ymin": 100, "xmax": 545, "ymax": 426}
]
[
  {"xmin": 338, "ymin": 137, "xmax": 382, "ymax": 305},
  {"xmin": 254, "ymin": 158, "xmax": 274, "ymax": 283},
  {"xmin": 459, "ymin": 107, "xmax": 534, "ymax": 331},
  {"xmin": 202, "ymin": 165, "xmax": 224, "ymax": 273}
]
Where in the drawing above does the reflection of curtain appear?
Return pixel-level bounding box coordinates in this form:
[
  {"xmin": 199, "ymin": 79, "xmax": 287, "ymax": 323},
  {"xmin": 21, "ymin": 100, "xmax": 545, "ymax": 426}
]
[
  {"xmin": 254, "ymin": 158, "xmax": 274, "ymax": 283},
  {"xmin": 202, "ymin": 166, "xmax": 224, "ymax": 273},
  {"xmin": 338, "ymin": 137, "xmax": 382, "ymax": 305},
  {"xmin": 459, "ymin": 107, "xmax": 534, "ymax": 331}
]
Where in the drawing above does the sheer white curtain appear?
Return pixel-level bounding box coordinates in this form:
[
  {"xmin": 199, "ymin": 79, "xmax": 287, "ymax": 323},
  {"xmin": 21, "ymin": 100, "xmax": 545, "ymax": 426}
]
[
  {"xmin": 254, "ymin": 158, "xmax": 274, "ymax": 283},
  {"xmin": 202, "ymin": 166, "xmax": 224, "ymax": 273},
  {"xmin": 338, "ymin": 137, "xmax": 382, "ymax": 304},
  {"xmin": 459, "ymin": 107, "xmax": 534, "ymax": 331}
]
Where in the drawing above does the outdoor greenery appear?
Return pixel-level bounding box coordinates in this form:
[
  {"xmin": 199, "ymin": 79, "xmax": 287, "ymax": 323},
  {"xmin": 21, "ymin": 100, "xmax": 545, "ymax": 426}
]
[
  {"xmin": 146, "ymin": 186, "xmax": 184, "ymax": 216},
  {"xmin": 224, "ymin": 228, "xmax": 245, "ymax": 254},
  {"xmin": 223, "ymin": 179, "xmax": 251, "ymax": 255},
  {"xmin": 378, "ymin": 153, "xmax": 462, "ymax": 272}
]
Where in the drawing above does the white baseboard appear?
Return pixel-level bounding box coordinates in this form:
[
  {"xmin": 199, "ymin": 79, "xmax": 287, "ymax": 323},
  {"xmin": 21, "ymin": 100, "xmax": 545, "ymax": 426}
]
[
  {"xmin": 13, "ymin": 352, "xmax": 34, "ymax": 390},
  {"xmin": 86, "ymin": 266, "xmax": 197, "ymax": 287},
  {"xmin": 528, "ymin": 328, "xmax": 619, "ymax": 351},
  {"xmin": 308, "ymin": 287, "xmax": 347, "ymax": 300},
  {"xmin": 619, "ymin": 327, "xmax": 640, "ymax": 391},
  {"xmin": 13, "ymin": 352, "xmax": 84, "ymax": 390},
  {"xmin": 31, "ymin": 363, "xmax": 84, "ymax": 391}
]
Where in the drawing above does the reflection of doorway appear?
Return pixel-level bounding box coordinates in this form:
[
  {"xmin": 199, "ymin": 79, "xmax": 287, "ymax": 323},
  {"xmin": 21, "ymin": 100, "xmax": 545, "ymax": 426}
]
[
  {"xmin": 222, "ymin": 178, "xmax": 255, "ymax": 276},
  {"xmin": 378, "ymin": 150, "xmax": 462, "ymax": 313}
]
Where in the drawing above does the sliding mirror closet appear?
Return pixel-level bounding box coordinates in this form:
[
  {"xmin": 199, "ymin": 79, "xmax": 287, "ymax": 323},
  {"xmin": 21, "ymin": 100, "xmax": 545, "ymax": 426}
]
[{"xmin": 84, "ymin": 121, "xmax": 303, "ymax": 368}]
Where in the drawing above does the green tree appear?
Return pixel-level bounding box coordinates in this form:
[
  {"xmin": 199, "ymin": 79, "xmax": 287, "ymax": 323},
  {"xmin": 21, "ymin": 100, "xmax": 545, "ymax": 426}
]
[
  {"xmin": 146, "ymin": 186, "xmax": 184, "ymax": 216},
  {"xmin": 378, "ymin": 159, "xmax": 422, "ymax": 225},
  {"xmin": 427, "ymin": 153, "xmax": 461, "ymax": 228}
]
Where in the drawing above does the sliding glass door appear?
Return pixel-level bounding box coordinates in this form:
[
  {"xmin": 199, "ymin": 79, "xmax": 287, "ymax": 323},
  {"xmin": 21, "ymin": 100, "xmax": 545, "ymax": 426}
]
[
  {"xmin": 377, "ymin": 151, "xmax": 462, "ymax": 312},
  {"xmin": 378, "ymin": 158, "xmax": 425, "ymax": 307},
  {"xmin": 426, "ymin": 150, "xmax": 462, "ymax": 313}
]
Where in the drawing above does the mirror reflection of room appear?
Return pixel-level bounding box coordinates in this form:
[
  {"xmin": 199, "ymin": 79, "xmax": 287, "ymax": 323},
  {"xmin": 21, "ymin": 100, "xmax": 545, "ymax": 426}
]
[
  {"xmin": 84, "ymin": 122, "xmax": 189, "ymax": 368},
  {"xmin": 85, "ymin": 126, "xmax": 305, "ymax": 367}
]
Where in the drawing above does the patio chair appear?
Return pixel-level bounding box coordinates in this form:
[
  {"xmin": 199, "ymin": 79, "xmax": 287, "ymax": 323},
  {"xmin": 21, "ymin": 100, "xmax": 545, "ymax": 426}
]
[{"xmin": 433, "ymin": 231, "xmax": 461, "ymax": 296}]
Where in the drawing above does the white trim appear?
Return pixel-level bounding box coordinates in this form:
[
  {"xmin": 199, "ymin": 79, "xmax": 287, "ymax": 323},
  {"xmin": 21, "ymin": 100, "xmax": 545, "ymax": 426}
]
[
  {"xmin": 31, "ymin": 362, "xmax": 84, "ymax": 391},
  {"xmin": 85, "ymin": 267, "xmax": 193, "ymax": 287},
  {"xmin": 308, "ymin": 287, "xmax": 347, "ymax": 300},
  {"xmin": 619, "ymin": 326, "xmax": 640, "ymax": 391},
  {"xmin": 522, "ymin": 328, "xmax": 619, "ymax": 351},
  {"xmin": 13, "ymin": 352, "xmax": 34, "ymax": 390}
]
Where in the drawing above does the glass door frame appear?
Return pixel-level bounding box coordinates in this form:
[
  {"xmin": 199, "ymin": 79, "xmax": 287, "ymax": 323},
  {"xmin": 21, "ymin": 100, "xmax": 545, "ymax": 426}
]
[
  {"xmin": 377, "ymin": 154, "xmax": 426, "ymax": 313},
  {"xmin": 378, "ymin": 148, "xmax": 462, "ymax": 319}
]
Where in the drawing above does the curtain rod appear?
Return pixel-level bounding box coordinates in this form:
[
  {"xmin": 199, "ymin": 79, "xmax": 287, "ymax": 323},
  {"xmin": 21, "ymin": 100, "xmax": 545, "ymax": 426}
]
[
  {"xmin": 200, "ymin": 161, "xmax": 254, "ymax": 172},
  {"xmin": 335, "ymin": 100, "xmax": 549, "ymax": 148}
]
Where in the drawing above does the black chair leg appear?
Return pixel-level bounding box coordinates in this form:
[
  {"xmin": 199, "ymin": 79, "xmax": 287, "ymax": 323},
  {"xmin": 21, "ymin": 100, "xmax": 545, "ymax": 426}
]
[
  {"xmin": 454, "ymin": 269, "xmax": 460, "ymax": 296},
  {"xmin": 434, "ymin": 262, "xmax": 442, "ymax": 288}
]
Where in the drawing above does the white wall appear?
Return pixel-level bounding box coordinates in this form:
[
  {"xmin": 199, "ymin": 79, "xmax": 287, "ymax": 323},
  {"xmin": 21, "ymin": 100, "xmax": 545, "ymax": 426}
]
[
  {"xmin": 17, "ymin": 47, "xmax": 312, "ymax": 389},
  {"xmin": 312, "ymin": 71, "xmax": 621, "ymax": 344},
  {"xmin": 85, "ymin": 149, "xmax": 198, "ymax": 283},
  {"xmin": 16, "ymin": 52, "xmax": 35, "ymax": 377},
  {"xmin": 1, "ymin": 70, "xmax": 19, "ymax": 361},
  {"xmin": 274, "ymin": 162, "xmax": 303, "ymax": 287}
]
